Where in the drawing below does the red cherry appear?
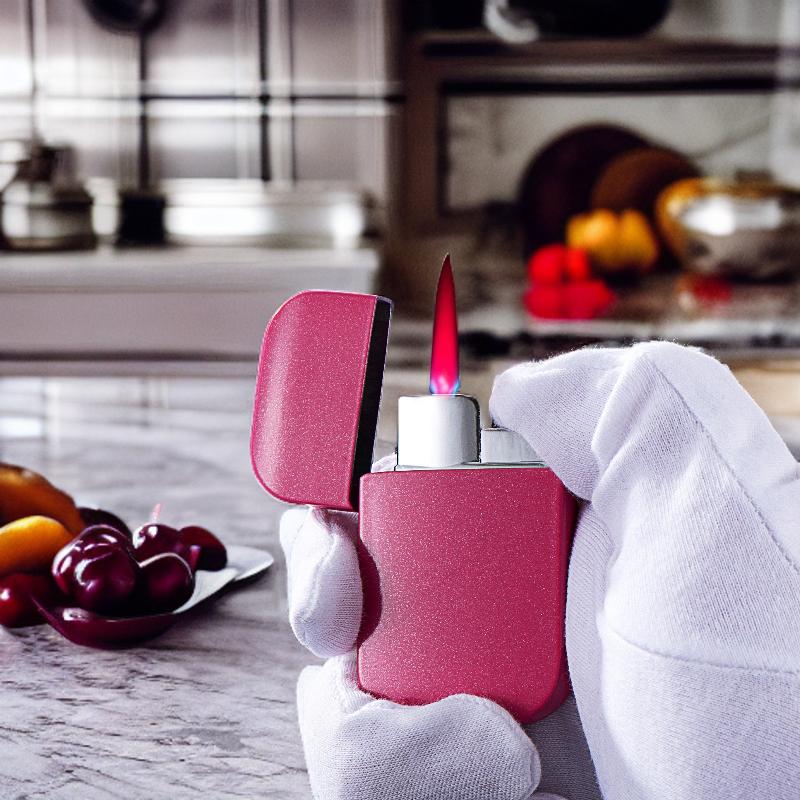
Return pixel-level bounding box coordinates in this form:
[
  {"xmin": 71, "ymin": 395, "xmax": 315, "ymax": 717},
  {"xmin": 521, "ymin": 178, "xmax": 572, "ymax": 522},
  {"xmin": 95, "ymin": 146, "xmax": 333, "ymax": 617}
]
[
  {"xmin": 185, "ymin": 545, "xmax": 202, "ymax": 573},
  {"xmin": 0, "ymin": 573, "xmax": 60, "ymax": 628},
  {"xmin": 78, "ymin": 525, "xmax": 134, "ymax": 552},
  {"xmin": 179, "ymin": 526, "xmax": 227, "ymax": 571},
  {"xmin": 137, "ymin": 553, "xmax": 195, "ymax": 613},
  {"xmin": 78, "ymin": 508, "xmax": 132, "ymax": 538},
  {"xmin": 52, "ymin": 525, "xmax": 133, "ymax": 596},
  {"xmin": 131, "ymin": 523, "xmax": 192, "ymax": 563},
  {"xmin": 527, "ymin": 244, "xmax": 567, "ymax": 285},
  {"xmin": 70, "ymin": 543, "xmax": 140, "ymax": 614}
]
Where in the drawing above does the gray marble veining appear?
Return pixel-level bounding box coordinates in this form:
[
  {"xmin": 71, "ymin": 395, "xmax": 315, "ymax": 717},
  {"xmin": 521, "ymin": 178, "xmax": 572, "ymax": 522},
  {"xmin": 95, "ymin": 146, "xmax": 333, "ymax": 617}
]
[{"xmin": 0, "ymin": 376, "xmax": 316, "ymax": 799}]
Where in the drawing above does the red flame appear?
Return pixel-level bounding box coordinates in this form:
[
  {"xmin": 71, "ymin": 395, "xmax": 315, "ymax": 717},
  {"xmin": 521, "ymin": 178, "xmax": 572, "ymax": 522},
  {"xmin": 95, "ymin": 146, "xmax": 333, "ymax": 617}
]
[{"xmin": 429, "ymin": 254, "xmax": 460, "ymax": 395}]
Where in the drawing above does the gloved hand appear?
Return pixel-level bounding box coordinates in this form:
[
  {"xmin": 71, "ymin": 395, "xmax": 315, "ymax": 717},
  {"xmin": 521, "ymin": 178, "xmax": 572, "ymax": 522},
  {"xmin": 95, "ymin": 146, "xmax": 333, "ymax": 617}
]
[
  {"xmin": 490, "ymin": 341, "xmax": 800, "ymax": 799},
  {"xmin": 282, "ymin": 340, "xmax": 800, "ymax": 800},
  {"xmin": 280, "ymin": 454, "xmax": 595, "ymax": 800}
]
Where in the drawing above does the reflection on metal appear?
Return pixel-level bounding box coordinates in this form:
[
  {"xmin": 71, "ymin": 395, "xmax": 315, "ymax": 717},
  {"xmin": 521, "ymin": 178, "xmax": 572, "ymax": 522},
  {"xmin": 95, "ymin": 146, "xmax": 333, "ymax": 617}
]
[
  {"xmin": 396, "ymin": 394, "xmax": 480, "ymax": 468},
  {"xmin": 664, "ymin": 180, "xmax": 800, "ymax": 279},
  {"xmin": 89, "ymin": 178, "xmax": 371, "ymax": 247},
  {"xmin": 480, "ymin": 427, "xmax": 539, "ymax": 463}
]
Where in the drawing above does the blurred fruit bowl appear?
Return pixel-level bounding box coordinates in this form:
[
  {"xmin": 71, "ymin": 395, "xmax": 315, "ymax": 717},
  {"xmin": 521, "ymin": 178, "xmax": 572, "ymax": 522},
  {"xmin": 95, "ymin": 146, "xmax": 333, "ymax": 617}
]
[{"xmin": 657, "ymin": 178, "xmax": 800, "ymax": 279}]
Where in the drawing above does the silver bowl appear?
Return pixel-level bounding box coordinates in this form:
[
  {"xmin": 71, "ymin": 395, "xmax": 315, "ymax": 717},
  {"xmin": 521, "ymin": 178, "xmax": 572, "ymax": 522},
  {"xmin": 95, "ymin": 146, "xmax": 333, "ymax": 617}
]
[{"xmin": 660, "ymin": 179, "xmax": 800, "ymax": 279}]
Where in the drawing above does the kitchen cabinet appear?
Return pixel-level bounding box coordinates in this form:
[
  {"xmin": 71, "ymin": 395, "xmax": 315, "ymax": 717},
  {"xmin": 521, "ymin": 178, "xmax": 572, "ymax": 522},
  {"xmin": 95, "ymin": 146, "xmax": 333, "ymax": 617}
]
[{"xmin": 0, "ymin": 246, "xmax": 378, "ymax": 366}]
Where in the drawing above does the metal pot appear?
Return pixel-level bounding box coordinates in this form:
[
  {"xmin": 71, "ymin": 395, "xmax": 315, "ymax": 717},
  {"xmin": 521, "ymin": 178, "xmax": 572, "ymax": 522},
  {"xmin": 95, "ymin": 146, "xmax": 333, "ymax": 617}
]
[
  {"xmin": 657, "ymin": 178, "xmax": 800, "ymax": 280},
  {"xmin": 0, "ymin": 144, "xmax": 96, "ymax": 251}
]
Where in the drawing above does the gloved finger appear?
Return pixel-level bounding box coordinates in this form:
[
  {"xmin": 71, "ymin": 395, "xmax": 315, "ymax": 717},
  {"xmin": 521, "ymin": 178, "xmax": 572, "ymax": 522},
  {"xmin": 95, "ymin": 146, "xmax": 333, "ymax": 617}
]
[
  {"xmin": 278, "ymin": 457, "xmax": 396, "ymax": 658},
  {"xmin": 278, "ymin": 504, "xmax": 312, "ymax": 564},
  {"xmin": 489, "ymin": 341, "xmax": 797, "ymax": 514},
  {"xmin": 297, "ymin": 653, "xmax": 542, "ymax": 800},
  {"xmin": 281, "ymin": 506, "xmax": 362, "ymax": 658}
]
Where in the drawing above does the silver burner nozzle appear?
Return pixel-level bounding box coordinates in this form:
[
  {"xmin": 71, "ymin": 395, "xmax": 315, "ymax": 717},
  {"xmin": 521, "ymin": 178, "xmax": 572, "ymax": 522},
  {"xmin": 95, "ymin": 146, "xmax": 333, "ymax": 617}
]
[{"xmin": 397, "ymin": 394, "xmax": 480, "ymax": 468}]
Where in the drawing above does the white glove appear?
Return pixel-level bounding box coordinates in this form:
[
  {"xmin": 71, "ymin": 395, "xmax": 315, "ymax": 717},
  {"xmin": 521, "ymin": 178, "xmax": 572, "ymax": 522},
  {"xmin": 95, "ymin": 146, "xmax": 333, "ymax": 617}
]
[
  {"xmin": 280, "ymin": 501, "xmax": 561, "ymax": 800},
  {"xmin": 280, "ymin": 447, "xmax": 598, "ymax": 800},
  {"xmin": 490, "ymin": 341, "xmax": 800, "ymax": 800}
]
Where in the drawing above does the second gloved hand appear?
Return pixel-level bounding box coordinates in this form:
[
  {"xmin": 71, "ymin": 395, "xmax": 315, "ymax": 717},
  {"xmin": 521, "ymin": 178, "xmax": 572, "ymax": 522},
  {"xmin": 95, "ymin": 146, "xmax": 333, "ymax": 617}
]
[
  {"xmin": 280, "ymin": 499, "xmax": 549, "ymax": 800},
  {"xmin": 490, "ymin": 342, "xmax": 800, "ymax": 800}
]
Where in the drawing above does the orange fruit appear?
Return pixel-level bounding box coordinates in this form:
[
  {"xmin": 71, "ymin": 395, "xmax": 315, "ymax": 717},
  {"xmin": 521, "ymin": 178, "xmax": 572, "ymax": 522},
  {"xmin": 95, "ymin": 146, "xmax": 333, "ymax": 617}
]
[
  {"xmin": 0, "ymin": 516, "xmax": 75, "ymax": 576},
  {"xmin": 618, "ymin": 209, "xmax": 659, "ymax": 272},
  {"xmin": 0, "ymin": 463, "xmax": 84, "ymax": 535},
  {"xmin": 567, "ymin": 208, "xmax": 659, "ymax": 274}
]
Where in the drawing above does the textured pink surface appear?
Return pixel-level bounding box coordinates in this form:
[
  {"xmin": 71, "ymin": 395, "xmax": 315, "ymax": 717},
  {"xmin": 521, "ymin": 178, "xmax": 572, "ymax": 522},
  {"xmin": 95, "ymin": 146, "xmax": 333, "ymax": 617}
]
[
  {"xmin": 358, "ymin": 467, "xmax": 574, "ymax": 724},
  {"xmin": 251, "ymin": 291, "xmax": 378, "ymax": 511}
]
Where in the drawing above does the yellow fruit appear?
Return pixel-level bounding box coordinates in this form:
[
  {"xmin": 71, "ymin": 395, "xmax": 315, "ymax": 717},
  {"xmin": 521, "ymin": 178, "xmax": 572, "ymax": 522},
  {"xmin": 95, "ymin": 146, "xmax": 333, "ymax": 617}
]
[
  {"xmin": 568, "ymin": 209, "xmax": 620, "ymax": 271},
  {"xmin": 0, "ymin": 515, "xmax": 75, "ymax": 576},
  {"xmin": 0, "ymin": 463, "xmax": 84, "ymax": 535},
  {"xmin": 567, "ymin": 207, "xmax": 659, "ymax": 274},
  {"xmin": 618, "ymin": 209, "xmax": 659, "ymax": 272},
  {"xmin": 565, "ymin": 213, "xmax": 589, "ymax": 246}
]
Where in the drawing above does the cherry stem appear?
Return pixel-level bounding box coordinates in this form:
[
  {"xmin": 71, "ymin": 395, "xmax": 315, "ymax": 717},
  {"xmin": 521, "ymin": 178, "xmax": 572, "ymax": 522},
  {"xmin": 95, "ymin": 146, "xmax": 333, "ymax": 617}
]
[{"xmin": 149, "ymin": 503, "xmax": 163, "ymax": 524}]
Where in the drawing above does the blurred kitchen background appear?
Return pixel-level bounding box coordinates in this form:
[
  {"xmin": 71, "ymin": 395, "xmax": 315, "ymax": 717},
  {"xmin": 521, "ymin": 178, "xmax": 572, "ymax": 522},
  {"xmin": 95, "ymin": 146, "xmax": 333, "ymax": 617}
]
[
  {"xmin": 7, "ymin": 6, "xmax": 800, "ymax": 793},
  {"xmin": 2, "ymin": 0, "xmax": 800, "ymax": 445}
]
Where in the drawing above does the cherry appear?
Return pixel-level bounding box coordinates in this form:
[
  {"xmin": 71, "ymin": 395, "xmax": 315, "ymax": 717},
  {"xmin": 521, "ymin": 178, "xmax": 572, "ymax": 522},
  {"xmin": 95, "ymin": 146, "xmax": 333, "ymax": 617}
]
[
  {"xmin": 179, "ymin": 526, "xmax": 227, "ymax": 571},
  {"xmin": 131, "ymin": 523, "xmax": 192, "ymax": 563},
  {"xmin": 53, "ymin": 527, "xmax": 140, "ymax": 615},
  {"xmin": 52, "ymin": 525, "xmax": 133, "ymax": 596},
  {"xmin": 137, "ymin": 553, "xmax": 194, "ymax": 613},
  {"xmin": 78, "ymin": 524, "xmax": 134, "ymax": 551},
  {"xmin": 0, "ymin": 573, "xmax": 59, "ymax": 628},
  {"xmin": 78, "ymin": 507, "xmax": 132, "ymax": 538},
  {"xmin": 70, "ymin": 543, "xmax": 139, "ymax": 614}
]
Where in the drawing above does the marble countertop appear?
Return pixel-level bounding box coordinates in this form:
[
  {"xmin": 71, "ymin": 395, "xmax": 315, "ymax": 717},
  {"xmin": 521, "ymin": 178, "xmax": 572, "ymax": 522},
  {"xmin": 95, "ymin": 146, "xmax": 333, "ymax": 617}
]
[
  {"xmin": 0, "ymin": 375, "xmax": 315, "ymax": 799},
  {"xmin": 3, "ymin": 355, "xmax": 800, "ymax": 800}
]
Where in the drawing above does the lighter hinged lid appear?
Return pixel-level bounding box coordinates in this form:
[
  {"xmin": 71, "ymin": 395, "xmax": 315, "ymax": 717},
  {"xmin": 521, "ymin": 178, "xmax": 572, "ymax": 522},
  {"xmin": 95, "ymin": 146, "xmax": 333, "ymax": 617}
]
[{"xmin": 251, "ymin": 290, "xmax": 391, "ymax": 511}]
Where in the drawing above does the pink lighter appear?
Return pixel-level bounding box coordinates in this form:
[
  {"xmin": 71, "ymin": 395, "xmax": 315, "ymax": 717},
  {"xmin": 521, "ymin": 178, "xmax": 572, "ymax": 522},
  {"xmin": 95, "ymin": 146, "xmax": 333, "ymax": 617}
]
[{"xmin": 251, "ymin": 258, "xmax": 575, "ymax": 725}]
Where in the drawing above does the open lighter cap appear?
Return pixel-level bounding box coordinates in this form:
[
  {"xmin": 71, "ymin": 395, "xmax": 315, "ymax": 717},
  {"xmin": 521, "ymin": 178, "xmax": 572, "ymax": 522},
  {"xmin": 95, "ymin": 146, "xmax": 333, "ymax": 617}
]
[{"xmin": 251, "ymin": 290, "xmax": 391, "ymax": 511}]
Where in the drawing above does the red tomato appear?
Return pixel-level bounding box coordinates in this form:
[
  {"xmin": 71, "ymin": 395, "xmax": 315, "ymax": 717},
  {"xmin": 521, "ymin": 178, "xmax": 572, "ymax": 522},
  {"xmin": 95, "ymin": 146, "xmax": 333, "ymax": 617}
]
[
  {"xmin": 527, "ymin": 244, "xmax": 567, "ymax": 285},
  {"xmin": 524, "ymin": 285, "xmax": 564, "ymax": 319},
  {"xmin": 564, "ymin": 248, "xmax": 592, "ymax": 282},
  {"xmin": 564, "ymin": 281, "xmax": 615, "ymax": 319}
]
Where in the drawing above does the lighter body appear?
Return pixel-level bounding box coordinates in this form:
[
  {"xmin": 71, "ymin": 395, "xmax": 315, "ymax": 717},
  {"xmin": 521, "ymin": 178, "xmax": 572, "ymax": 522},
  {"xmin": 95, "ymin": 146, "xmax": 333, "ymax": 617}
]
[
  {"xmin": 250, "ymin": 289, "xmax": 577, "ymax": 724},
  {"xmin": 358, "ymin": 464, "xmax": 575, "ymax": 724}
]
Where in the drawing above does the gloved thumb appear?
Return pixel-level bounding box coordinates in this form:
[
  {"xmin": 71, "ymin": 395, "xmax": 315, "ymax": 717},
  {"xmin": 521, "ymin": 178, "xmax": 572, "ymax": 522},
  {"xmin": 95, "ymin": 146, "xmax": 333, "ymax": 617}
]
[
  {"xmin": 280, "ymin": 506, "xmax": 363, "ymax": 658},
  {"xmin": 278, "ymin": 456, "xmax": 398, "ymax": 658},
  {"xmin": 489, "ymin": 341, "xmax": 798, "ymax": 525}
]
